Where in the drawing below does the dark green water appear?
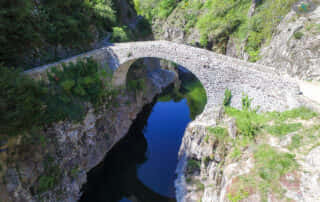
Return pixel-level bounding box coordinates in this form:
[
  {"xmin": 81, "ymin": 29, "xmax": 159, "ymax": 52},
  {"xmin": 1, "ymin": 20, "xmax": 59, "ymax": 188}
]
[{"xmin": 80, "ymin": 73, "xmax": 206, "ymax": 202}]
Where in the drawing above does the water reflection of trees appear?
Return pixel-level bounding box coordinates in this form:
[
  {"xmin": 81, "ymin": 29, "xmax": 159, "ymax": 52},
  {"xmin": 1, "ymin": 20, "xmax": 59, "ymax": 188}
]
[{"xmin": 158, "ymin": 71, "xmax": 207, "ymax": 120}]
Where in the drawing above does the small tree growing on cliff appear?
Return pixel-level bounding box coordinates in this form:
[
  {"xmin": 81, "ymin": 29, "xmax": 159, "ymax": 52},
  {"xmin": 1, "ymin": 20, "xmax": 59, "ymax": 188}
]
[{"xmin": 223, "ymin": 88, "xmax": 232, "ymax": 106}]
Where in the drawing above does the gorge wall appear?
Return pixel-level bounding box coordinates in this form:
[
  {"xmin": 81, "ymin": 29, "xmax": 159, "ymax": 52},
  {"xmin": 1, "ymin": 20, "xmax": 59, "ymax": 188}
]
[{"xmin": 0, "ymin": 55, "xmax": 176, "ymax": 201}]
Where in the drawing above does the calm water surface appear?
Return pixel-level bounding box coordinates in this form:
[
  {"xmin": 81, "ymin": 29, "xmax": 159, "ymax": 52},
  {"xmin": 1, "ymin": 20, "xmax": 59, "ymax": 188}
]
[{"xmin": 80, "ymin": 75, "xmax": 206, "ymax": 202}]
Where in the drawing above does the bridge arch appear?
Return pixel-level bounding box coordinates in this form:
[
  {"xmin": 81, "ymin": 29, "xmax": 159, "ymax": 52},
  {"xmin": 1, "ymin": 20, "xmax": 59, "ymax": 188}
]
[
  {"xmin": 109, "ymin": 41, "xmax": 211, "ymax": 93},
  {"xmin": 26, "ymin": 41, "xmax": 302, "ymax": 123}
]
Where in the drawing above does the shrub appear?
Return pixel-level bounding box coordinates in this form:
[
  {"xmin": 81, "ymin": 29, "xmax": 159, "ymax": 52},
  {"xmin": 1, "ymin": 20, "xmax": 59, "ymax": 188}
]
[
  {"xmin": 158, "ymin": 0, "xmax": 178, "ymax": 19},
  {"xmin": 241, "ymin": 94, "xmax": 252, "ymax": 110},
  {"xmin": 0, "ymin": 0, "xmax": 118, "ymax": 68},
  {"xmin": 36, "ymin": 159, "xmax": 61, "ymax": 194},
  {"xmin": 0, "ymin": 66, "xmax": 47, "ymax": 136},
  {"xmin": 223, "ymin": 88, "xmax": 232, "ymax": 106},
  {"xmin": 225, "ymin": 95, "xmax": 266, "ymax": 137},
  {"xmin": 186, "ymin": 159, "xmax": 201, "ymax": 174},
  {"xmin": 110, "ymin": 27, "xmax": 130, "ymax": 42},
  {"xmin": 293, "ymin": 31, "xmax": 304, "ymax": 39},
  {"xmin": 1, "ymin": 58, "xmax": 117, "ymax": 137}
]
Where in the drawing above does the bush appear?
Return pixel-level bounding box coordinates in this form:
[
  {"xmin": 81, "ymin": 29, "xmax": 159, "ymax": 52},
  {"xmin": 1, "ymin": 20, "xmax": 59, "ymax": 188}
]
[
  {"xmin": 158, "ymin": 0, "xmax": 178, "ymax": 19},
  {"xmin": 110, "ymin": 27, "xmax": 130, "ymax": 42},
  {"xmin": 0, "ymin": 66, "xmax": 47, "ymax": 136},
  {"xmin": 1, "ymin": 58, "xmax": 117, "ymax": 137},
  {"xmin": 223, "ymin": 88, "xmax": 232, "ymax": 106},
  {"xmin": 0, "ymin": 0, "xmax": 120, "ymax": 69},
  {"xmin": 186, "ymin": 159, "xmax": 201, "ymax": 174},
  {"xmin": 241, "ymin": 94, "xmax": 252, "ymax": 110},
  {"xmin": 293, "ymin": 31, "xmax": 304, "ymax": 39}
]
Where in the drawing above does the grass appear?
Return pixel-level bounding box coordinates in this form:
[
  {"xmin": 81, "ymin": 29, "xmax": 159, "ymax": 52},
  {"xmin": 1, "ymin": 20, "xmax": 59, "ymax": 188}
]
[
  {"xmin": 192, "ymin": 92, "xmax": 318, "ymax": 200},
  {"xmin": 212, "ymin": 92, "xmax": 319, "ymax": 201},
  {"xmin": 207, "ymin": 126, "xmax": 228, "ymax": 141},
  {"xmin": 266, "ymin": 123, "xmax": 302, "ymax": 137},
  {"xmin": 225, "ymin": 106, "xmax": 266, "ymax": 137},
  {"xmin": 288, "ymin": 134, "xmax": 303, "ymax": 150},
  {"xmin": 228, "ymin": 144, "xmax": 298, "ymax": 201},
  {"xmin": 254, "ymin": 144, "xmax": 298, "ymax": 182}
]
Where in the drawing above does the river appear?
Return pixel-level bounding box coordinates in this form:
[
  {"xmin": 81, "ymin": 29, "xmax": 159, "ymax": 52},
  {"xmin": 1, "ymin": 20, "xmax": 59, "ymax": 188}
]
[{"xmin": 80, "ymin": 69, "xmax": 206, "ymax": 202}]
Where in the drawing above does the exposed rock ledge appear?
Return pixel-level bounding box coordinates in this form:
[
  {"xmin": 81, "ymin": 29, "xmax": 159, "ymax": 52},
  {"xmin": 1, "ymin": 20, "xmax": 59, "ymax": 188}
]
[
  {"xmin": 0, "ymin": 59, "xmax": 175, "ymax": 202},
  {"xmin": 175, "ymin": 96, "xmax": 320, "ymax": 202}
]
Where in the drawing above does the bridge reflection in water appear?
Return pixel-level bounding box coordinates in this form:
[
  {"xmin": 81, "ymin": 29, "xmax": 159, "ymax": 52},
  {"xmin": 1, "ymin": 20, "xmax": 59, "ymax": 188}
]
[{"xmin": 80, "ymin": 101, "xmax": 176, "ymax": 202}]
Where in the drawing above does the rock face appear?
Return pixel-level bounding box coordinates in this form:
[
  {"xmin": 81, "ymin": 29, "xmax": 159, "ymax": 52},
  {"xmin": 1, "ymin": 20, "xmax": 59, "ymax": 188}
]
[
  {"xmin": 0, "ymin": 58, "xmax": 176, "ymax": 202},
  {"xmin": 153, "ymin": 1, "xmax": 319, "ymax": 81},
  {"xmin": 258, "ymin": 6, "xmax": 320, "ymax": 81},
  {"xmin": 176, "ymin": 106, "xmax": 320, "ymax": 202}
]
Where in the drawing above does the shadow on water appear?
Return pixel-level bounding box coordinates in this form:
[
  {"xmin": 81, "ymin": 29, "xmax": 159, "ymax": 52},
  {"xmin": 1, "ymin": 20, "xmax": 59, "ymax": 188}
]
[
  {"xmin": 80, "ymin": 101, "xmax": 176, "ymax": 202},
  {"xmin": 80, "ymin": 66, "xmax": 207, "ymax": 202}
]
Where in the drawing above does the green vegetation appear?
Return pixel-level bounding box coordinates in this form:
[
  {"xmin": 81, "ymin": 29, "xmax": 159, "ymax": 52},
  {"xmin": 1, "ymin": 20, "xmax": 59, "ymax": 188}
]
[
  {"xmin": 0, "ymin": 66, "xmax": 47, "ymax": 136},
  {"xmin": 139, "ymin": 0, "xmax": 296, "ymax": 61},
  {"xmin": 288, "ymin": 134, "xmax": 303, "ymax": 150},
  {"xmin": 186, "ymin": 159, "xmax": 201, "ymax": 174},
  {"xmin": 127, "ymin": 78, "xmax": 146, "ymax": 93},
  {"xmin": 133, "ymin": 0, "xmax": 178, "ymax": 21},
  {"xmin": 220, "ymin": 91, "xmax": 319, "ymax": 201},
  {"xmin": 208, "ymin": 126, "xmax": 228, "ymax": 141},
  {"xmin": 266, "ymin": 123, "xmax": 302, "ymax": 137},
  {"xmin": 36, "ymin": 156, "xmax": 62, "ymax": 194},
  {"xmin": 228, "ymin": 144, "xmax": 298, "ymax": 200},
  {"xmin": 254, "ymin": 144, "xmax": 298, "ymax": 182},
  {"xmin": 223, "ymin": 88, "xmax": 232, "ymax": 106},
  {"xmin": 294, "ymin": 31, "xmax": 304, "ymax": 39},
  {"xmin": 225, "ymin": 106, "xmax": 263, "ymax": 138},
  {"xmin": 157, "ymin": 76, "xmax": 207, "ymax": 120},
  {"xmin": 183, "ymin": 79, "xmax": 207, "ymax": 120},
  {"xmin": 0, "ymin": 0, "xmax": 133, "ymax": 69},
  {"xmin": 0, "ymin": 58, "xmax": 117, "ymax": 137},
  {"xmin": 110, "ymin": 27, "xmax": 130, "ymax": 42},
  {"xmin": 195, "ymin": 180, "xmax": 205, "ymax": 191},
  {"xmin": 227, "ymin": 189, "xmax": 249, "ymax": 202}
]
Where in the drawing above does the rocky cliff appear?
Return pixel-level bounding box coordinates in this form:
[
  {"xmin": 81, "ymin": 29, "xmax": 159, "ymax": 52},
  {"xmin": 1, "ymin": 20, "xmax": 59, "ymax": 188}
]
[
  {"xmin": 176, "ymin": 102, "xmax": 320, "ymax": 202},
  {"xmin": 0, "ymin": 58, "xmax": 175, "ymax": 202},
  {"xmin": 258, "ymin": 5, "xmax": 320, "ymax": 81},
  {"xmin": 153, "ymin": 0, "xmax": 320, "ymax": 81}
]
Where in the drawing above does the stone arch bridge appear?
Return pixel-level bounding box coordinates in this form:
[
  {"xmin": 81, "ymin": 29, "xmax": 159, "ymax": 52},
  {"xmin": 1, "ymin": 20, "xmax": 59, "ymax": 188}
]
[{"xmin": 26, "ymin": 41, "xmax": 303, "ymax": 124}]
